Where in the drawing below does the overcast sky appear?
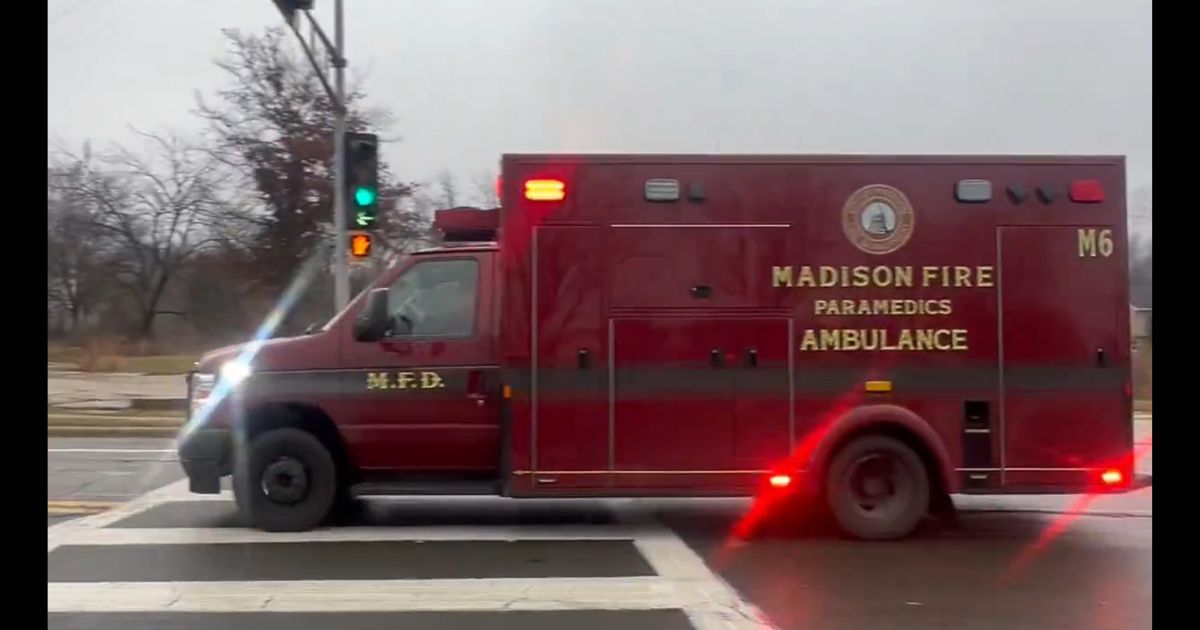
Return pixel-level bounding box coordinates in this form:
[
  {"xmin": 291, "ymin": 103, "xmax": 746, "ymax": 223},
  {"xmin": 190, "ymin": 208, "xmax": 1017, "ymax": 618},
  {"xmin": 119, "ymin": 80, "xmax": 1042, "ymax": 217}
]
[{"xmin": 48, "ymin": 0, "xmax": 1152, "ymax": 205}]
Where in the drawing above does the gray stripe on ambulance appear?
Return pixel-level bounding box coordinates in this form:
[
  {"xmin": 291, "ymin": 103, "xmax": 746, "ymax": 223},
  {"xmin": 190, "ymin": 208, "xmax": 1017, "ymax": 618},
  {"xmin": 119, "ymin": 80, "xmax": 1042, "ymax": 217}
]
[
  {"xmin": 504, "ymin": 366, "xmax": 1126, "ymax": 396},
  {"xmin": 228, "ymin": 365, "xmax": 1125, "ymax": 399}
]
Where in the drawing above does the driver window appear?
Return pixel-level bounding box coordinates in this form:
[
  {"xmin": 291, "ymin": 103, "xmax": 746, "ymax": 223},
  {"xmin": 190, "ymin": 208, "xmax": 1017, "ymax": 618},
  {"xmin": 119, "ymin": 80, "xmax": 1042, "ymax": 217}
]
[{"xmin": 386, "ymin": 259, "xmax": 479, "ymax": 337}]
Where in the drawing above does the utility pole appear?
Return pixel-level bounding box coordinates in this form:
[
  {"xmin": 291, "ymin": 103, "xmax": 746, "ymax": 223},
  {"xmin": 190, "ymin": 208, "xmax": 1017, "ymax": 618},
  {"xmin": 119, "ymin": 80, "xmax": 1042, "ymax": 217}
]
[{"xmin": 271, "ymin": 0, "xmax": 351, "ymax": 311}]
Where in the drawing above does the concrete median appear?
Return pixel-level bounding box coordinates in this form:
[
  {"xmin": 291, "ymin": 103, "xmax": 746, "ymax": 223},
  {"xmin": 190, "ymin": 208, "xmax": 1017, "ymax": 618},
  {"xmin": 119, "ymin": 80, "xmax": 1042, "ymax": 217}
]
[
  {"xmin": 129, "ymin": 398, "xmax": 188, "ymax": 412},
  {"xmin": 48, "ymin": 414, "xmax": 183, "ymax": 427},
  {"xmin": 48, "ymin": 424, "xmax": 180, "ymax": 434},
  {"xmin": 47, "ymin": 413, "xmax": 183, "ymax": 438}
]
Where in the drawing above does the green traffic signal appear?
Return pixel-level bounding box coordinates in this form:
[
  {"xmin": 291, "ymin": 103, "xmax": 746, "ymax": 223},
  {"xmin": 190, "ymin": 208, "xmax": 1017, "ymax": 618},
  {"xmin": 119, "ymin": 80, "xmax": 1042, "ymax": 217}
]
[
  {"xmin": 344, "ymin": 132, "xmax": 379, "ymax": 230},
  {"xmin": 354, "ymin": 186, "xmax": 377, "ymax": 207}
]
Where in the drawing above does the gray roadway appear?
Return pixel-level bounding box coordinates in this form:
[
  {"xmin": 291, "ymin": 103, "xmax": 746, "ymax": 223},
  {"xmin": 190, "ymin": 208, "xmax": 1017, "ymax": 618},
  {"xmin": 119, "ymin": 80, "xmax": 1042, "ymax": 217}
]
[
  {"xmin": 48, "ymin": 427, "xmax": 1152, "ymax": 630},
  {"xmin": 48, "ymin": 437, "xmax": 181, "ymax": 527}
]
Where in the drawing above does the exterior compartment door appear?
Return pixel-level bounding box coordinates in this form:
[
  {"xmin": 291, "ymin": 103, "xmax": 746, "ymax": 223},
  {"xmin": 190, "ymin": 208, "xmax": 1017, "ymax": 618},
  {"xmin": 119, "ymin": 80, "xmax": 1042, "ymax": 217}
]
[
  {"xmin": 531, "ymin": 226, "xmax": 609, "ymax": 487},
  {"xmin": 612, "ymin": 318, "xmax": 791, "ymax": 486},
  {"xmin": 613, "ymin": 318, "xmax": 736, "ymax": 474},
  {"xmin": 999, "ymin": 226, "xmax": 1131, "ymax": 487}
]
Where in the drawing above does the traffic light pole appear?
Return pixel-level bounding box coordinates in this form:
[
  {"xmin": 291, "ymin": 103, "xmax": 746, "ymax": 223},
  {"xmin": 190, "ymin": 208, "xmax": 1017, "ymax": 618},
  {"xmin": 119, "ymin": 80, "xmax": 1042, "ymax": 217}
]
[
  {"xmin": 331, "ymin": 0, "xmax": 349, "ymax": 311},
  {"xmin": 277, "ymin": 0, "xmax": 351, "ymax": 312}
]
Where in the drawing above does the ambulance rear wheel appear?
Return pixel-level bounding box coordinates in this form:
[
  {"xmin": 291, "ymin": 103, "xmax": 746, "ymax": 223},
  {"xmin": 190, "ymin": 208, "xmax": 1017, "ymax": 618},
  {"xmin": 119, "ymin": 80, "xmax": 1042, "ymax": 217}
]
[
  {"xmin": 234, "ymin": 427, "xmax": 337, "ymax": 532},
  {"xmin": 825, "ymin": 435, "xmax": 930, "ymax": 540}
]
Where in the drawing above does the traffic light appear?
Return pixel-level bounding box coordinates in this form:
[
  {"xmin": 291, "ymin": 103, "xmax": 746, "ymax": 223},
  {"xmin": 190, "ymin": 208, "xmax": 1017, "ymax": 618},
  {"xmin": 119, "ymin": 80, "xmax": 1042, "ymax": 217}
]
[
  {"xmin": 345, "ymin": 132, "xmax": 379, "ymax": 230},
  {"xmin": 349, "ymin": 232, "xmax": 373, "ymax": 261},
  {"xmin": 271, "ymin": 1, "xmax": 314, "ymax": 26}
]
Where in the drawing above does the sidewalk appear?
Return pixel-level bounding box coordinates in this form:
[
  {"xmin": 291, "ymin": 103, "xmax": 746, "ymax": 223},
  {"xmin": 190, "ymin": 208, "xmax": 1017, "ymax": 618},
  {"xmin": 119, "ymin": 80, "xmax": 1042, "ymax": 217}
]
[{"xmin": 48, "ymin": 366, "xmax": 185, "ymax": 411}]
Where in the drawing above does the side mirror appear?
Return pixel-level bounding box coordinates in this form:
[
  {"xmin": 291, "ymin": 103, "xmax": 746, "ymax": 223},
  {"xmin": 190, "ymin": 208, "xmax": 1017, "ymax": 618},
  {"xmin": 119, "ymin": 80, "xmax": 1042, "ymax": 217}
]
[{"xmin": 353, "ymin": 288, "xmax": 390, "ymax": 342}]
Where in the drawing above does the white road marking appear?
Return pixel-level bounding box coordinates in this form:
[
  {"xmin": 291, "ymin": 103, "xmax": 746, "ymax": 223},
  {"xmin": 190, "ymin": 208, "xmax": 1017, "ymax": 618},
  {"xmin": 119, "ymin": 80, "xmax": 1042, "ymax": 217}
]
[
  {"xmin": 48, "ymin": 577, "xmax": 684, "ymax": 613},
  {"xmin": 63, "ymin": 525, "xmax": 648, "ymax": 546},
  {"xmin": 48, "ymin": 477, "xmax": 776, "ymax": 628},
  {"xmin": 48, "ymin": 479, "xmax": 193, "ymax": 550},
  {"xmin": 619, "ymin": 514, "xmax": 776, "ymax": 630},
  {"xmin": 48, "ymin": 449, "xmax": 177, "ymax": 455}
]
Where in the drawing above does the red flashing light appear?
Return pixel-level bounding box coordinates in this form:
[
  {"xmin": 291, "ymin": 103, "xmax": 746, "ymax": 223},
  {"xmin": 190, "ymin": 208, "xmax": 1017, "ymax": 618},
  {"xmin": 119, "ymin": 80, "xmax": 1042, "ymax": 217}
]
[
  {"xmin": 768, "ymin": 474, "xmax": 792, "ymax": 489},
  {"xmin": 1069, "ymin": 180, "xmax": 1104, "ymax": 203},
  {"xmin": 525, "ymin": 179, "xmax": 566, "ymax": 201},
  {"xmin": 1100, "ymin": 469, "xmax": 1123, "ymax": 486}
]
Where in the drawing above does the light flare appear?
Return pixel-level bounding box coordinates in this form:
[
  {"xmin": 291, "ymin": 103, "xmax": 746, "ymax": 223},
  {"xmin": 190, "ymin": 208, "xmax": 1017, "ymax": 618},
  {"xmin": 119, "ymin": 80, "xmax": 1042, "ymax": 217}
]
[
  {"xmin": 175, "ymin": 248, "xmax": 330, "ymax": 447},
  {"xmin": 1000, "ymin": 436, "xmax": 1152, "ymax": 584}
]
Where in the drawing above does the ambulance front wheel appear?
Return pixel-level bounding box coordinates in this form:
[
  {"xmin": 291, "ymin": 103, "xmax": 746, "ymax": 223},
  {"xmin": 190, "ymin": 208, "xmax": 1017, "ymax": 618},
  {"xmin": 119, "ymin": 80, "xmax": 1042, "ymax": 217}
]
[
  {"xmin": 825, "ymin": 435, "xmax": 930, "ymax": 540},
  {"xmin": 233, "ymin": 427, "xmax": 338, "ymax": 532}
]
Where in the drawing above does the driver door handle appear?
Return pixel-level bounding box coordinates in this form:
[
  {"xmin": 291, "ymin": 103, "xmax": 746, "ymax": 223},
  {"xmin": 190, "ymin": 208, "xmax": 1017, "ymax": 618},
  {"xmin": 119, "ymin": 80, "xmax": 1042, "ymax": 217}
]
[
  {"xmin": 380, "ymin": 340, "xmax": 413, "ymax": 355},
  {"xmin": 467, "ymin": 369, "xmax": 487, "ymax": 406}
]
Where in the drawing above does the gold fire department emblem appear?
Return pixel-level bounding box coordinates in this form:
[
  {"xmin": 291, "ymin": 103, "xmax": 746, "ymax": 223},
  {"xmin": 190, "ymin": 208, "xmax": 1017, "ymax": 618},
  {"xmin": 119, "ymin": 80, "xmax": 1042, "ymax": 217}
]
[{"xmin": 841, "ymin": 184, "xmax": 915, "ymax": 255}]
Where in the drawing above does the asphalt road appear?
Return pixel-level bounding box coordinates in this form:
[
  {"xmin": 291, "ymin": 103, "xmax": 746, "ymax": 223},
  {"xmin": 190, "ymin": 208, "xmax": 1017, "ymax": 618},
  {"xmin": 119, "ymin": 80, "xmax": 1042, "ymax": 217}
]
[
  {"xmin": 48, "ymin": 438, "xmax": 183, "ymax": 527},
  {"xmin": 48, "ymin": 423, "xmax": 1152, "ymax": 630}
]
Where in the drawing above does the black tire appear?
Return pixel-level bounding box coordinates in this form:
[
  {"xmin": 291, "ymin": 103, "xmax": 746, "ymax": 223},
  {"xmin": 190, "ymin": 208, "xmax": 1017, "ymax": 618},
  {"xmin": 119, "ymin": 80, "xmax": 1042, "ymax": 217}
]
[
  {"xmin": 824, "ymin": 435, "xmax": 930, "ymax": 540},
  {"xmin": 327, "ymin": 485, "xmax": 365, "ymax": 525},
  {"xmin": 233, "ymin": 427, "xmax": 338, "ymax": 532}
]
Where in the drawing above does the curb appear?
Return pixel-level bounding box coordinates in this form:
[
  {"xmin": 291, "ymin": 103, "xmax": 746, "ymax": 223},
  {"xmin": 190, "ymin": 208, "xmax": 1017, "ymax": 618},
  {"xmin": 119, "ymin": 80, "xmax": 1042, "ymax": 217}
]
[
  {"xmin": 48, "ymin": 414, "xmax": 183, "ymax": 428},
  {"xmin": 130, "ymin": 398, "xmax": 188, "ymax": 412},
  {"xmin": 47, "ymin": 426, "xmax": 180, "ymax": 438},
  {"xmin": 962, "ymin": 508, "xmax": 1152, "ymax": 519}
]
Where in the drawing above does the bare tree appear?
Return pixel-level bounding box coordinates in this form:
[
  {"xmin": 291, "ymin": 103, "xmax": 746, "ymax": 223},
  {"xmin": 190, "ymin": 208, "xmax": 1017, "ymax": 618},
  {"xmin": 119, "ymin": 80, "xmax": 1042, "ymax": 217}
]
[
  {"xmin": 434, "ymin": 170, "xmax": 459, "ymax": 208},
  {"xmin": 47, "ymin": 167, "xmax": 112, "ymax": 335},
  {"xmin": 195, "ymin": 28, "xmax": 422, "ymax": 291},
  {"xmin": 49, "ymin": 132, "xmax": 232, "ymax": 339},
  {"xmin": 376, "ymin": 196, "xmax": 435, "ymax": 259},
  {"xmin": 469, "ymin": 171, "xmax": 500, "ymax": 208}
]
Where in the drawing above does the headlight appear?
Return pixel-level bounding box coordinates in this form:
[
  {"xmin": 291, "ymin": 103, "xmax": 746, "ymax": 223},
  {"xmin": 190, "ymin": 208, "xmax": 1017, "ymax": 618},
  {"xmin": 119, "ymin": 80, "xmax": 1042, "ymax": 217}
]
[
  {"xmin": 190, "ymin": 373, "xmax": 216, "ymax": 418},
  {"xmin": 220, "ymin": 360, "xmax": 253, "ymax": 387}
]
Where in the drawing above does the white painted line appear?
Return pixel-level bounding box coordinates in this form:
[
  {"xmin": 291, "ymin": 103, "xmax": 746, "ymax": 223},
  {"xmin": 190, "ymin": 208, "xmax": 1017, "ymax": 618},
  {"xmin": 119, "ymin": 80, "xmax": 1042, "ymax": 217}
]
[
  {"xmin": 64, "ymin": 525, "xmax": 649, "ymax": 546},
  {"xmin": 47, "ymin": 476, "xmax": 777, "ymax": 626},
  {"xmin": 48, "ymin": 479, "xmax": 193, "ymax": 551},
  {"xmin": 48, "ymin": 577, "xmax": 686, "ymax": 613},
  {"xmin": 166, "ymin": 491, "xmax": 235, "ymax": 502},
  {"xmin": 615, "ymin": 511, "xmax": 776, "ymax": 629},
  {"xmin": 48, "ymin": 449, "xmax": 177, "ymax": 455},
  {"xmin": 631, "ymin": 531, "xmax": 775, "ymax": 630},
  {"xmin": 962, "ymin": 508, "xmax": 1151, "ymax": 518}
]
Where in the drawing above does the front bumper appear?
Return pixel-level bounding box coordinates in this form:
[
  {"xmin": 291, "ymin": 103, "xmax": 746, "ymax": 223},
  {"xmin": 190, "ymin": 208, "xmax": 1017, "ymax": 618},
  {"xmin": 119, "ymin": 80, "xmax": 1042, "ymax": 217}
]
[{"xmin": 178, "ymin": 428, "xmax": 232, "ymax": 494}]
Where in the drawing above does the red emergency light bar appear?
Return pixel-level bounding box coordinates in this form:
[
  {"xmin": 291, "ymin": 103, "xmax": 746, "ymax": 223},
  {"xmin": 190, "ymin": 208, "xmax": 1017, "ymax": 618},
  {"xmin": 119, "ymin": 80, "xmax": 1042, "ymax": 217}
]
[
  {"xmin": 434, "ymin": 206, "xmax": 499, "ymax": 242},
  {"xmin": 1069, "ymin": 180, "xmax": 1105, "ymax": 203}
]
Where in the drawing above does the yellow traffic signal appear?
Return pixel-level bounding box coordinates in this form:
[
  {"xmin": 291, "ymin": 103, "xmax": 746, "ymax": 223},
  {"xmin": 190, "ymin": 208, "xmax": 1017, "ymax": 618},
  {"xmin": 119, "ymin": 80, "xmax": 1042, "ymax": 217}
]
[{"xmin": 349, "ymin": 232, "xmax": 372, "ymax": 258}]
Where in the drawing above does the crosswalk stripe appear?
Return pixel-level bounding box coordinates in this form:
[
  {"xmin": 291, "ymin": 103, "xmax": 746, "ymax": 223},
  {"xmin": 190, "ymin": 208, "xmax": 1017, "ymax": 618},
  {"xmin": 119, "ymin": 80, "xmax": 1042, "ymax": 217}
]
[
  {"xmin": 47, "ymin": 577, "xmax": 684, "ymax": 613},
  {"xmin": 47, "ymin": 478, "xmax": 778, "ymax": 629},
  {"xmin": 615, "ymin": 512, "xmax": 774, "ymax": 629},
  {"xmin": 61, "ymin": 525, "xmax": 642, "ymax": 545},
  {"xmin": 47, "ymin": 449, "xmax": 178, "ymax": 454}
]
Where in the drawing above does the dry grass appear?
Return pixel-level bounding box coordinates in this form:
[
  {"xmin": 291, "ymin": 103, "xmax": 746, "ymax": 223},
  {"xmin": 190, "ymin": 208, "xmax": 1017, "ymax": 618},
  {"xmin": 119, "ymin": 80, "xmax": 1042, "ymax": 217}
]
[
  {"xmin": 48, "ymin": 338, "xmax": 198, "ymax": 375},
  {"xmin": 79, "ymin": 337, "xmax": 125, "ymax": 372}
]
